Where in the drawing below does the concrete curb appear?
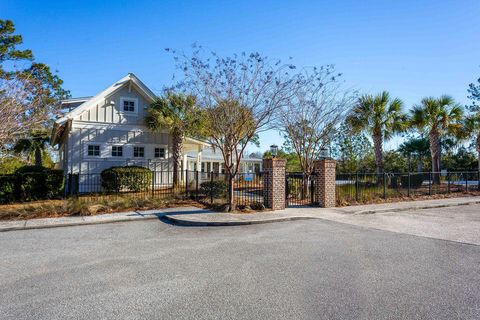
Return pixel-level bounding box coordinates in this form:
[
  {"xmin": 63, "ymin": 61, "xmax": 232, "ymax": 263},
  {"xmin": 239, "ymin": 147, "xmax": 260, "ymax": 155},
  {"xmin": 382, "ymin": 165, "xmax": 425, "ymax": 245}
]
[
  {"xmin": 352, "ymin": 200, "xmax": 480, "ymax": 215},
  {"xmin": 0, "ymin": 215, "xmax": 159, "ymax": 233},
  {"xmin": 163, "ymin": 215, "xmax": 316, "ymax": 227}
]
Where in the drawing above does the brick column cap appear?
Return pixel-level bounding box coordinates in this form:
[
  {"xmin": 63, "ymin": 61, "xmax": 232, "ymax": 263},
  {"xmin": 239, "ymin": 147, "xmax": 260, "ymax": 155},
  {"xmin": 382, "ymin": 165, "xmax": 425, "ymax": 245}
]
[{"xmin": 263, "ymin": 158, "xmax": 287, "ymax": 169}]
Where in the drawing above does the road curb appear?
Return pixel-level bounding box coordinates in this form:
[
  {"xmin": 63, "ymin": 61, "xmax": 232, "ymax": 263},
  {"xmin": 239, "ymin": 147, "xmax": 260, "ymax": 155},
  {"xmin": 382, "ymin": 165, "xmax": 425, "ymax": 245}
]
[
  {"xmin": 2, "ymin": 199, "xmax": 480, "ymax": 231},
  {"xmin": 163, "ymin": 215, "xmax": 317, "ymax": 226},
  {"xmin": 0, "ymin": 215, "xmax": 159, "ymax": 233},
  {"xmin": 352, "ymin": 200, "xmax": 480, "ymax": 215}
]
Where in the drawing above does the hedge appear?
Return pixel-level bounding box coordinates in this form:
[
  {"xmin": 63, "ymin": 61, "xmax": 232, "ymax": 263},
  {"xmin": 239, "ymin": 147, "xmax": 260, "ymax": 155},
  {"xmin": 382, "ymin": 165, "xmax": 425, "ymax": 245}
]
[
  {"xmin": 0, "ymin": 166, "xmax": 64, "ymax": 203},
  {"xmin": 15, "ymin": 166, "xmax": 64, "ymax": 201},
  {"xmin": 200, "ymin": 180, "xmax": 227, "ymax": 198},
  {"xmin": 101, "ymin": 166, "xmax": 152, "ymax": 193},
  {"xmin": 0, "ymin": 175, "xmax": 16, "ymax": 204}
]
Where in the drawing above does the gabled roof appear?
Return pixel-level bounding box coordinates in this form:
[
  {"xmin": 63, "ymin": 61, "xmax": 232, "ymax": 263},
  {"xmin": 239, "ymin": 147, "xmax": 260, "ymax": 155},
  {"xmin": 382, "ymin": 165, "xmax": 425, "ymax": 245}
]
[{"xmin": 55, "ymin": 73, "xmax": 157, "ymax": 125}]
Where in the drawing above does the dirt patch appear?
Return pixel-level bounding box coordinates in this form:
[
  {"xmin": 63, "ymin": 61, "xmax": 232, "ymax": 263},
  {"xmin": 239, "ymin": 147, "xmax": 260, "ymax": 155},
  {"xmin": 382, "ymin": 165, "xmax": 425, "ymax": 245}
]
[{"xmin": 0, "ymin": 198, "xmax": 204, "ymax": 221}]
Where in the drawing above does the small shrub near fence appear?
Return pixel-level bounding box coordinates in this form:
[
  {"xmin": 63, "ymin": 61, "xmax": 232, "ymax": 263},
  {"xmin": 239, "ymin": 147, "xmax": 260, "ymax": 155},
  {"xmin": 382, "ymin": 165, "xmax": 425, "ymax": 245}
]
[
  {"xmin": 400, "ymin": 173, "xmax": 424, "ymax": 188},
  {"xmin": 199, "ymin": 180, "xmax": 228, "ymax": 199},
  {"xmin": 101, "ymin": 166, "xmax": 152, "ymax": 193}
]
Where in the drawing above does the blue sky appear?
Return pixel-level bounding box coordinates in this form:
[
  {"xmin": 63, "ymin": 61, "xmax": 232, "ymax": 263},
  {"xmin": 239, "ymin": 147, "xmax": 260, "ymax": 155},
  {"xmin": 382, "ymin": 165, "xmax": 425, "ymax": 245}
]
[{"xmin": 3, "ymin": 0, "xmax": 480, "ymax": 153}]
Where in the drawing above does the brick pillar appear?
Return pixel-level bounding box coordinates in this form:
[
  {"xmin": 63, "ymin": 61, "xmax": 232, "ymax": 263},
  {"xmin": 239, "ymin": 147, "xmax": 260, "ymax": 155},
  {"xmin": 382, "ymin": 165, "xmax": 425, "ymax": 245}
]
[
  {"xmin": 263, "ymin": 158, "xmax": 286, "ymax": 210},
  {"xmin": 314, "ymin": 159, "xmax": 336, "ymax": 208}
]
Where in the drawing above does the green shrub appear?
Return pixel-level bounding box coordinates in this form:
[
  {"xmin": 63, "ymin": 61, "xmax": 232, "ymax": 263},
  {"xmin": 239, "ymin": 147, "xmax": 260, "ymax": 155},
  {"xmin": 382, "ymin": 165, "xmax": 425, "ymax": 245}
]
[
  {"xmin": 101, "ymin": 166, "xmax": 152, "ymax": 193},
  {"xmin": 0, "ymin": 175, "xmax": 16, "ymax": 204},
  {"xmin": 400, "ymin": 173, "xmax": 424, "ymax": 188},
  {"xmin": 44, "ymin": 170, "xmax": 65, "ymax": 198},
  {"xmin": 14, "ymin": 166, "xmax": 64, "ymax": 201},
  {"xmin": 0, "ymin": 157, "xmax": 27, "ymax": 174},
  {"xmin": 200, "ymin": 180, "xmax": 227, "ymax": 198}
]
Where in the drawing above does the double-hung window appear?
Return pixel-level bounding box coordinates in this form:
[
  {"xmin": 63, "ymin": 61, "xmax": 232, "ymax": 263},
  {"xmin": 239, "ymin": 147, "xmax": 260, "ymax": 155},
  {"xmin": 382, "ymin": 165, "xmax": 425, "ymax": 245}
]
[
  {"xmin": 154, "ymin": 147, "xmax": 165, "ymax": 158},
  {"xmin": 87, "ymin": 145, "xmax": 100, "ymax": 157},
  {"xmin": 112, "ymin": 146, "xmax": 123, "ymax": 157},
  {"xmin": 121, "ymin": 98, "xmax": 136, "ymax": 113},
  {"xmin": 133, "ymin": 146, "xmax": 144, "ymax": 158}
]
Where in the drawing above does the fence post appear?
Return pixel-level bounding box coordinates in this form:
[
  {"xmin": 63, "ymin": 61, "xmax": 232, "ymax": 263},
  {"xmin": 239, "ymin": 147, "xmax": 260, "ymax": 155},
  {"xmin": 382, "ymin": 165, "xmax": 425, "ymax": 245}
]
[
  {"xmin": 407, "ymin": 172, "xmax": 411, "ymax": 197},
  {"xmin": 66, "ymin": 173, "xmax": 72, "ymax": 197},
  {"xmin": 210, "ymin": 171, "xmax": 214, "ymax": 203},
  {"xmin": 152, "ymin": 171, "xmax": 155, "ymax": 198},
  {"xmin": 447, "ymin": 172, "xmax": 450, "ymax": 194},
  {"xmin": 428, "ymin": 172, "xmax": 432, "ymax": 195},
  {"xmin": 185, "ymin": 170, "xmax": 188, "ymax": 199},
  {"xmin": 383, "ymin": 173, "xmax": 387, "ymax": 199},
  {"xmin": 195, "ymin": 170, "xmax": 199, "ymax": 200},
  {"xmin": 466, "ymin": 173, "xmax": 468, "ymax": 192},
  {"xmin": 355, "ymin": 173, "xmax": 359, "ymax": 202}
]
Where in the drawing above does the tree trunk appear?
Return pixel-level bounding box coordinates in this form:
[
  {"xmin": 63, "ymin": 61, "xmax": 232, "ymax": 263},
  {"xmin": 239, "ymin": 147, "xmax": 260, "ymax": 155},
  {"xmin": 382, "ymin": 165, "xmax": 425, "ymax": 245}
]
[
  {"xmin": 429, "ymin": 130, "xmax": 441, "ymax": 184},
  {"xmin": 227, "ymin": 173, "xmax": 235, "ymax": 212},
  {"xmin": 373, "ymin": 132, "xmax": 383, "ymax": 185},
  {"xmin": 34, "ymin": 146, "xmax": 42, "ymax": 167},
  {"xmin": 171, "ymin": 128, "xmax": 184, "ymax": 187}
]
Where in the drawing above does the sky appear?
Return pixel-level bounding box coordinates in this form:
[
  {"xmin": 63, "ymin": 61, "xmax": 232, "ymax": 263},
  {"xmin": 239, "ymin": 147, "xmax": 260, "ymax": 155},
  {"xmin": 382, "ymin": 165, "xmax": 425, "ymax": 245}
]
[{"xmin": 2, "ymin": 0, "xmax": 480, "ymax": 153}]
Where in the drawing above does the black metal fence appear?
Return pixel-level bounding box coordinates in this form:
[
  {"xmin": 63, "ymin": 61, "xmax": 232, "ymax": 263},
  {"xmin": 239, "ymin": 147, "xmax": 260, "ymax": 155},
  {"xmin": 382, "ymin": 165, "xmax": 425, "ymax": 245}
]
[
  {"xmin": 336, "ymin": 171, "xmax": 480, "ymax": 204},
  {"xmin": 65, "ymin": 170, "xmax": 264, "ymax": 207}
]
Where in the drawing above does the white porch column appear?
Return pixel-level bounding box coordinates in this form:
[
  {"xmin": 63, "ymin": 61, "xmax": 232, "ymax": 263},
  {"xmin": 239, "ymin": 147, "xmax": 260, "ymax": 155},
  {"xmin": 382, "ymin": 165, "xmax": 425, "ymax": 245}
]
[
  {"xmin": 196, "ymin": 146, "xmax": 202, "ymax": 172},
  {"xmin": 182, "ymin": 154, "xmax": 188, "ymax": 181}
]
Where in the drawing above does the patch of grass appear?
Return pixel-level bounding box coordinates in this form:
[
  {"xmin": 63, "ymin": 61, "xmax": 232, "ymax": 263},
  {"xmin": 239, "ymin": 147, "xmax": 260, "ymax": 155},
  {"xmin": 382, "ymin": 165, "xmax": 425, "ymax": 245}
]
[
  {"xmin": 0, "ymin": 200, "xmax": 68, "ymax": 220},
  {"xmin": 336, "ymin": 184, "xmax": 480, "ymax": 206}
]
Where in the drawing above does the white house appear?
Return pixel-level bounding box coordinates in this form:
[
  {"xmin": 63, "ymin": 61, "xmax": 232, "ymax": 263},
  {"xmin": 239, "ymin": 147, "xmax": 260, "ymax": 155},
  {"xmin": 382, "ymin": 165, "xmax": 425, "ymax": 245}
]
[{"xmin": 51, "ymin": 73, "xmax": 262, "ymax": 189}]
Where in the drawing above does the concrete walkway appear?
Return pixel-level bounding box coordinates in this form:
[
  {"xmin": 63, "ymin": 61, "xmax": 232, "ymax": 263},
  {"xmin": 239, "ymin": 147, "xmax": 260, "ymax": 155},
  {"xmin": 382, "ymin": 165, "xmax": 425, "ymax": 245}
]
[{"xmin": 1, "ymin": 196, "xmax": 480, "ymax": 232}]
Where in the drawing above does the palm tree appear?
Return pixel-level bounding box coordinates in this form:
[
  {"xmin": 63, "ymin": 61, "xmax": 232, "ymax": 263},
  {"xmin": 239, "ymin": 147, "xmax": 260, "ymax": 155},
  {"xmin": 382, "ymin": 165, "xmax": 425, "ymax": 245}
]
[
  {"xmin": 398, "ymin": 136, "xmax": 430, "ymax": 172},
  {"xmin": 13, "ymin": 130, "xmax": 50, "ymax": 167},
  {"xmin": 465, "ymin": 113, "xmax": 480, "ymax": 171},
  {"xmin": 144, "ymin": 93, "xmax": 201, "ymax": 186},
  {"xmin": 410, "ymin": 95, "xmax": 464, "ymax": 183},
  {"xmin": 346, "ymin": 91, "xmax": 406, "ymax": 175}
]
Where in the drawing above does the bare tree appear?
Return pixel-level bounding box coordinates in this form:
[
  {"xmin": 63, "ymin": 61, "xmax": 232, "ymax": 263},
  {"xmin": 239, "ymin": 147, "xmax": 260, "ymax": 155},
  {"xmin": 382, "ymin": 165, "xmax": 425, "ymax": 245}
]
[
  {"xmin": 279, "ymin": 66, "xmax": 355, "ymax": 182},
  {"xmin": 0, "ymin": 66, "xmax": 66, "ymax": 152},
  {"xmin": 168, "ymin": 45, "xmax": 297, "ymax": 210}
]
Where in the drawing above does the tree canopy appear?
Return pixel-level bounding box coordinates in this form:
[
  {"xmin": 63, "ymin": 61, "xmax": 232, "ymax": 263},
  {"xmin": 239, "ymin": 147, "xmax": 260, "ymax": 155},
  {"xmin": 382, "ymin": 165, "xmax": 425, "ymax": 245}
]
[{"xmin": 0, "ymin": 19, "xmax": 69, "ymax": 152}]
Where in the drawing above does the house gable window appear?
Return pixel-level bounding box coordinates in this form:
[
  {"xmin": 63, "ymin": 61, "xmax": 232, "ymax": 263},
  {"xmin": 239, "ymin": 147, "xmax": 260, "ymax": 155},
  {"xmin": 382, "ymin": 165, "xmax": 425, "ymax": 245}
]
[
  {"xmin": 111, "ymin": 146, "xmax": 123, "ymax": 157},
  {"xmin": 87, "ymin": 145, "xmax": 100, "ymax": 157},
  {"xmin": 154, "ymin": 147, "xmax": 165, "ymax": 158},
  {"xmin": 133, "ymin": 146, "xmax": 144, "ymax": 158},
  {"xmin": 120, "ymin": 97, "xmax": 138, "ymax": 114}
]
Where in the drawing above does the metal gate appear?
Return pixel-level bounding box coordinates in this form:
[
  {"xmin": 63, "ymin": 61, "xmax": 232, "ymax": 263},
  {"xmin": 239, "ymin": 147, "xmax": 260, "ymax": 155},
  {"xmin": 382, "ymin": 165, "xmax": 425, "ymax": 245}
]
[{"xmin": 286, "ymin": 172, "xmax": 316, "ymax": 207}]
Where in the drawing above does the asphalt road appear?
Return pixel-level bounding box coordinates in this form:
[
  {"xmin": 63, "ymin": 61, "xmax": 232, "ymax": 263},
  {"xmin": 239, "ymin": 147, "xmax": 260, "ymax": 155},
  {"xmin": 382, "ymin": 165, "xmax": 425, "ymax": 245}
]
[{"xmin": 1, "ymin": 218, "xmax": 479, "ymax": 320}]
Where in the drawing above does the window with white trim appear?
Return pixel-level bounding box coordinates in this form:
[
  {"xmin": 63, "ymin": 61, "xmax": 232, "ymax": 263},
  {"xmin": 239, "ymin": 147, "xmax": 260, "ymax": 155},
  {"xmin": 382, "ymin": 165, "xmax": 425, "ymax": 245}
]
[
  {"xmin": 111, "ymin": 146, "xmax": 123, "ymax": 157},
  {"xmin": 87, "ymin": 145, "xmax": 100, "ymax": 157},
  {"xmin": 154, "ymin": 147, "xmax": 165, "ymax": 158},
  {"xmin": 122, "ymin": 99, "xmax": 136, "ymax": 112},
  {"xmin": 133, "ymin": 146, "xmax": 144, "ymax": 157}
]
